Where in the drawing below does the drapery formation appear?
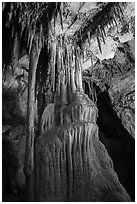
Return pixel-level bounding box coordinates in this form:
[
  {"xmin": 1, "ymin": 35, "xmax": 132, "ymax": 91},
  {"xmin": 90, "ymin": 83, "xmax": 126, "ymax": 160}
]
[{"xmin": 35, "ymin": 89, "xmax": 131, "ymax": 201}]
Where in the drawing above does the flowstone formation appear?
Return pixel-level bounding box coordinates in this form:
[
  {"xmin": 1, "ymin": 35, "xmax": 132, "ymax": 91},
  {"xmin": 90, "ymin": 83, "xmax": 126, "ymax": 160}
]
[{"xmin": 35, "ymin": 91, "xmax": 131, "ymax": 201}]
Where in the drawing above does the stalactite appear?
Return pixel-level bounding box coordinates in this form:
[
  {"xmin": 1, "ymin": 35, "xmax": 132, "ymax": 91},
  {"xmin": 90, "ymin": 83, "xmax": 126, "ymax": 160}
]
[
  {"xmin": 28, "ymin": 32, "xmax": 34, "ymax": 55},
  {"xmin": 70, "ymin": 66, "xmax": 76, "ymax": 95},
  {"xmin": 60, "ymin": 65, "xmax": 68, "ymax": 104},
  {"xmin": 87, "ymin": 31, "xmax": 91, "ymax": 46},
  {"xmin": 24, "ymin": 36, "xmax": 42, "ymax": 177},
  {"xmin": 96, "ymin": 34, "xmax": 102, "ymax": 54},
  {"xmin": 11, "ymin": 31, "xmax": 20, "ymax": 73},
  {"xmin": 99, "ymin": 25, "xmax": 106, "ymax": 44},
  {"xmin": 76, "ymin": 56, "xmax": 83, "ymax": 92}
]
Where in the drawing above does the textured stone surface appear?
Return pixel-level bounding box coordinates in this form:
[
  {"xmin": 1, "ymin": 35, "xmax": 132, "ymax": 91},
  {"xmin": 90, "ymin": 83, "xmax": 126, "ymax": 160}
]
[
  {"xmin": 109, "ymin": 71, "xmax": 135, "ymax": 138},
  {"xmin": 35, "ymin": 92, "xmax": 131, "ymax": 201}
]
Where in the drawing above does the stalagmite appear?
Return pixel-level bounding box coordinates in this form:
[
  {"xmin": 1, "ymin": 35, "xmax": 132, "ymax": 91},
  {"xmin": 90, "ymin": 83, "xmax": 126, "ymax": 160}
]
[
  {"xmin": 35, "ymin": 81, "xmax": 131, "ymax": 201},
  {"xmin": 35, "ymin": 34, "xmax": 131, "ymax": 202},
  {"xmin": 11, "ymin": 32, "xmax": 20, "ymax": 73}
]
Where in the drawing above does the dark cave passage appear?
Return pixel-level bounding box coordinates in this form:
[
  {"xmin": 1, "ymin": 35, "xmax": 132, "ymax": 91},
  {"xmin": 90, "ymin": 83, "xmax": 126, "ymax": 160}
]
[{"xmin": 95, "ymin": 86, "xmax": 135, "ymax": 201}]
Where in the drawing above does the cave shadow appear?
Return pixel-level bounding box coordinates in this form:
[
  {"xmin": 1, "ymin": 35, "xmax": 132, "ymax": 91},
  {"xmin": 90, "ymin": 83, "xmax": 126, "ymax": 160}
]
[{"xmin": 93, "ymin": 83, "xmax": 135, "ymax": 201}]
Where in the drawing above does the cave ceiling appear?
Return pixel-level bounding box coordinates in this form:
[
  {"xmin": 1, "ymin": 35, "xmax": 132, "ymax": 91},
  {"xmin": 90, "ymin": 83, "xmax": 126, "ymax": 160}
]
[
  {"xmin": 15, "ymin": 2, "xmax": 135, "ymax": 71},
  {"xmin": 54, "ymin": 2, "xmax": 134, "ymax": 69}
]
